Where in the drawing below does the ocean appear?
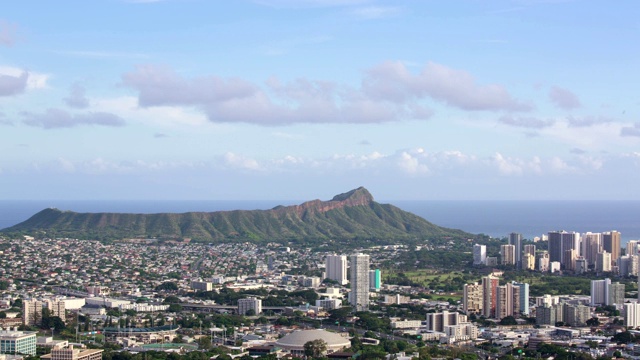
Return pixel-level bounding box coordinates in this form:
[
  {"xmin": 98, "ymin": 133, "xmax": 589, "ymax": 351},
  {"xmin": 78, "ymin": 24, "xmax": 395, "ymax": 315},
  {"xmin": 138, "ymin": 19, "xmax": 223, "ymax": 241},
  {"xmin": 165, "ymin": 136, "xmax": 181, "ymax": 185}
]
[{"xmin": 1, "ymin": 200, "xmax": 639, "ymax": 243}]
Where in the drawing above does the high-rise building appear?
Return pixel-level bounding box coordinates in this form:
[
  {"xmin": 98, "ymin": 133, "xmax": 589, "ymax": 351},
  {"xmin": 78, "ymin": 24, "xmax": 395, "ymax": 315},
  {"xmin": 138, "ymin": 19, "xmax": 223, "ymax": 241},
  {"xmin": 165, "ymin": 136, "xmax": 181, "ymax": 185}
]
[
  {"xmin": 501, "ymin": 244, "xmax": 516, "ymax": 266},
  {"xmin": 563, "ymin": 249, "xmax": 577, "ymax": 271},
  {"xmin": 482, "ymin": 275, "xmax": 499, "ymax": 318},
  {"xmin": 349, "ymin": 253, "xmax": 370, "ymax": 311},
  {"xmin": 536, "ymin": 305, "xmax": 562, "ymax": 326},
  {"xmin": 524, "ymin": 244, "xmax": 536, "ymax": 258},
  {"xmin": 628, "ymin": 240, "xmax": 640, "ymax": 257},
  {"xmin": 590, "ymin": 278, "xmax": 611, "ymax": 306},
  {"xmin": 618, "ymin": 255, "xmax": 639, "ymax": 277},
  {"xmin": 496, "ymin": 283, "xmax": 520, "ymax": 319},
  {"xmin": 509, "ymin": 233, "xmax": 523, "ymax": 267},
  {"xmin": 473, "ymin": 244, "xmax": 486, "ymax": 265},
  {"xmin": 522, "ymin": 253, "xmax": 535, "ymax": 271},
  {"xmin": 369, "ymin": 269, "xmax": 381, "ymax": 292},
  {"xmin": 512, "ymin": 281, "xmax": 530, "ymax": 316},
  {"xmin": 548, "ymin": 231, "xmax": 579, "ymax": 266},
  {"xmin": 625, "ymin": 302, "xmax": 640, "ymax": 328},
  {"xmin": 582, "ymin": 232, "xmax": 602, "ymax": 269},
  {"xmin": 325, "ymin": 255, "xmax": 348, "ymax": 285},
  {"xmin": 597, "ymin": 251, "xmax": 612, "ymax": 273},
  {"xmin": 563, "ymin": 303, "xmax": 590, "ymax": 327},
  {"xmin": 608, "ymin": 282, "xmax": 625, "ymax": 306},
  {"xmin": 463, "ymin": 283, "xmax": 483, "ymax": 315},
  {"xmin": 537, "ymin": 251, "xmax": 550, "ymax": 272},
  {"xmin": 22, "ymin": 300, "xmax": 43, "ymax": 326},
  {"xmin": 575, "ymin": 258, "xmax": 587, "ymax": 274},
  {"xmin": 238, "ymin": 297, "xmax": 262, "ymax": 315},
  {"xmin": 603, "ymin": 231, "xmax": 621, "ymax": 266}
]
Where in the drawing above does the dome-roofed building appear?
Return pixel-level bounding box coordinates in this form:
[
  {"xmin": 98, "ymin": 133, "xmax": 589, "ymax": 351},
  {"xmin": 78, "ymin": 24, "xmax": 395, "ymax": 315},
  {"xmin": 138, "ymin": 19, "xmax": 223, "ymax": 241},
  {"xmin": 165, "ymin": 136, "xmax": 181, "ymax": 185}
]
[{"xmin": 274, "ymin": 329, "xmax": 351, "ymax": 356}]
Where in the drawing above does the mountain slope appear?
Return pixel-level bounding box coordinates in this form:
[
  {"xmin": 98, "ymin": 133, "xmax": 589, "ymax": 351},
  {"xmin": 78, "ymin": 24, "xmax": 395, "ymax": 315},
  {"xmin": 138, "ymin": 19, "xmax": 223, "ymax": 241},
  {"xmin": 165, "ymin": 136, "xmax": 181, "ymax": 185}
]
[{"xmin": 2, "ymin": 187, "xmax": 472, "ymax": 242}]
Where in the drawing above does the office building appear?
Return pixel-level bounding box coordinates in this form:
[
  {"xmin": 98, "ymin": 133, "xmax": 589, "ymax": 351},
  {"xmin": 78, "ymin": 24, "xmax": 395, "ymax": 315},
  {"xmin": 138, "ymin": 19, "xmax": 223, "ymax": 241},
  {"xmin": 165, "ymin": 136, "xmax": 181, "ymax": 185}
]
[
  {"xmin": 590, "ymin": 278, "xmax": 611, "ymax": 306},
  {"xmin": 603, "ymin": 231, "xmax": 621, "ymax": 266},
  {"xmin": 524, "ymin": 244, "xmax": 536, "ymax": 258},
  {"xmin": 238, "ymin": 297, "xmax": 262, "ymax": 315},
  {"xmin": 349, "ymin": 253, "xmax": 370, "ymax": 311},
  {"xmin": 463, "ymin": 283, "xmax": 483, "ymax": 315},
  {"xmin": 473, "ymin": 244, "xmax": 486, "ymax": 265},
  {"xmin": 325, "ymin": 255, "xmax": 348, "ymax": 285},
  {"xmin": 501, "ymin": 244, "xmax": 516, "ymax": 266},
  {"xmin": 0, "ymin": 329, "xmax": 37, "ymax": 356},
  {"xmin": 508, "ymin": 233, "xmax": 523, "ymax": 266},
  {"xmin": 369, "ymin": 269, "xmax": 381, "ymax": 292}
]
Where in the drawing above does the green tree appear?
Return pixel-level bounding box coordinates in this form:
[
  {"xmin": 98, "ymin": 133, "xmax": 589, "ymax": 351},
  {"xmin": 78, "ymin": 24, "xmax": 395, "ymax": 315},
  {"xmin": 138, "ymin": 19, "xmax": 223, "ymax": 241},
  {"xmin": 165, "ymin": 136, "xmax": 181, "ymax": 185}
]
[{"xmin": 303, "ymin": 339, "xmax": 327, "ymax": 358}]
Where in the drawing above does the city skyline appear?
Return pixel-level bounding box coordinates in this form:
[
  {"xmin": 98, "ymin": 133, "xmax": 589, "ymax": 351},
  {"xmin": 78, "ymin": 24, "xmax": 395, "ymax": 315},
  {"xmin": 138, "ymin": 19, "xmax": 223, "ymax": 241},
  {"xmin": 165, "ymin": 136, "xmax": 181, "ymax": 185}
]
[{"xmin": 1, "ymin": 1, "xmax": 639, "ymax": 201}]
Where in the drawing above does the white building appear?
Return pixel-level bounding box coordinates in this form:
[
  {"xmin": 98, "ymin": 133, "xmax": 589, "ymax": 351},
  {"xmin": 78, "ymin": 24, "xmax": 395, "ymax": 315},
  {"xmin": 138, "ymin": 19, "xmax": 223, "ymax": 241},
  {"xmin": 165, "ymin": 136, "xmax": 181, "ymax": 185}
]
[
  {"xmin": 238, "ymin": 297, "xmax": 262, "ymax": 315},
  {"xmin": 590, "ymin": 278, "xmax": 611, "ymax": 306},
  {"xmin": 349, "ymin": 253, "xmax": 370, "ymax": 311},
  {"xmin": 315, "ymin": 299, "xmax": 341, "ymax": 311},
  {"xmin": 191, "ymin": 280, "xmax": 213, "ymax": 292},
  {"xmin": 473, "ymin": 244, "xmax": 486, "ymax": 265},
  {"xmin": 325, "ymin": 255, "xmax": 348, "ymax": 285},
  {"xmin": 624, "ymin": 302, "xmax": 640, "ymax": 328}
]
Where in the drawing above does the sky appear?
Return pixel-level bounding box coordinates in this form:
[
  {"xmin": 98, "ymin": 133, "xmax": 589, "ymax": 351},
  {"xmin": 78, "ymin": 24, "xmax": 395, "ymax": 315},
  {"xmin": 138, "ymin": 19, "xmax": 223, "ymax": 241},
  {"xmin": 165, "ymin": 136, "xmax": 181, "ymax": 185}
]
[{"xmin": 0, "ymin": 0, "xmax": 639, "ymax": 201}]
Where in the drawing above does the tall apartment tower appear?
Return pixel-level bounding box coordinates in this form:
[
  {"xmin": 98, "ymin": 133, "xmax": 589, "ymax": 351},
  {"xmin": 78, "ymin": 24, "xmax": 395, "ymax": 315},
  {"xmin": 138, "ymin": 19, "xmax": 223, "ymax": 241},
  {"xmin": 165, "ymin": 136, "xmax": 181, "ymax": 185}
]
[
  {"xmin": 628, "ymin": 240, "xmax": 640, "ymax": 257},
  {"xmin": 548, "ymin": 231, "xmax": 580, "ymax": 266},
  {"xmin": 597, "ymin": 251, "xmax": 612, "ymax": 273},
  {"xmin": 496, "ymin": 283, "xmax": 520, "ymax": 319},
  {"xmin": 508, "ymin": 233, "xmax": 523, "ymax": 266},
  {"xmin": 473, "ymin": 244, "xmax": 486, "ymax": 265},
  {"xmin": 369, "ymin": 269, "xmax": 381, "ymax": 292},
  {"xmin": 325, "ymin": 255, "xmax": 348, "ymax": 285},
  {"xmin": 482, "ymin": 275, "xmax": 499, "ymax": 318},
  {"xmin": 603, "ymin": 231, "xmax": 621, "ymax": 266},
  {"xmin": 463, "ymin": 283, "xmax": 483, "ymax": 315},
  {"xmin": 608, "ymin": 282, "xmax": 625, "ymax": 306},
  {"xmin": 523, "ymin": 244, "xmax": 536, "ymax": 258},
  {"xmin": 590, "ymin": 278, "xmax": 611, "ymax": 306},
  {"xmin": 537, "ymin": 251, "xmax": 550, "ymax": 272},
  {"xmin": 22, "ymin": 300, "xmax": 43, "ymax": 326},
  {"xmin": 349, "ymin": 253, "xmax": 370, "ymax": 311},
  {"xmin": 582, "ymin": 232, "xmax": 602, "ymax": 268},
  {"xmin": 501, "ymin": 244, "xmax": 516, "ymax": 266}
]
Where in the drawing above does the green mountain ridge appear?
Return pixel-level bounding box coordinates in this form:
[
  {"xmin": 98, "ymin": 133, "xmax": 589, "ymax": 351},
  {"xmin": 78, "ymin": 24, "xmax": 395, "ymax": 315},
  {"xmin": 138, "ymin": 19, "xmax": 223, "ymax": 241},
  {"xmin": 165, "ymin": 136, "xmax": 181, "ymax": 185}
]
[{"xmin": 1, "ymin": 187, "xmax": 473, "ymax": 242}]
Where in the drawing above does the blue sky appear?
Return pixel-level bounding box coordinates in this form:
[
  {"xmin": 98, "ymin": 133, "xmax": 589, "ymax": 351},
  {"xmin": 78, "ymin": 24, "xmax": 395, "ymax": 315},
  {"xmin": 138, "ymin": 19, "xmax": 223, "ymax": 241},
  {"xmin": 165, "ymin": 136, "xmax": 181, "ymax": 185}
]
[{"xmin": 1, "ymin": 0, "xmax": 639, "ymax": 201}]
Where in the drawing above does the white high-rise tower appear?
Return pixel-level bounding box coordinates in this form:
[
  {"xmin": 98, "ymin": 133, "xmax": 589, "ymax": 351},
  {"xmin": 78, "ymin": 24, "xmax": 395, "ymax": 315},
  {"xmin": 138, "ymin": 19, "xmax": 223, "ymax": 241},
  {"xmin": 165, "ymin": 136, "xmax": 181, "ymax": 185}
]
[
  {"xmin": 350, "ymin": 253, "xmax": 370, "ymax": 311},
  {"xmin": 325, "ymin": 255, "xmax": 348, "ymax": 285}
]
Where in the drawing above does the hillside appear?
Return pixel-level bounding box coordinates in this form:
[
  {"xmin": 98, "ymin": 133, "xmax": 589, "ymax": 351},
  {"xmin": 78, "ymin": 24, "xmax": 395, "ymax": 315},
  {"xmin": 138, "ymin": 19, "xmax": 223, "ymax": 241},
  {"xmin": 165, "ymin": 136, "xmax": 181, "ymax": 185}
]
[{"xmin": 1, "ymin": 187, "xmax": 473, "ymax": 243}]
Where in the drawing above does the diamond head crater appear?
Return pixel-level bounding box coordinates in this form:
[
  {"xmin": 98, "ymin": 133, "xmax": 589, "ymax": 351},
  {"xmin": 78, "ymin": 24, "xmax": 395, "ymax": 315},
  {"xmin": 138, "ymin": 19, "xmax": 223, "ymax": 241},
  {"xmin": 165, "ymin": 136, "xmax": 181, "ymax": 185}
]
[{"xmin": 1, "ymin": 187, "xmax": 474, "ymax": 244}]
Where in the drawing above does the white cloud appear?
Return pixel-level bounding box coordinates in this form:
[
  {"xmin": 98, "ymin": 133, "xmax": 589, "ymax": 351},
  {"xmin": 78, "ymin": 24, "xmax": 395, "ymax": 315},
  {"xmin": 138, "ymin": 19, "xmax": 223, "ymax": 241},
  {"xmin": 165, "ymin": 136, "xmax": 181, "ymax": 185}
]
[
  {"xmin": 363, "ymin": 61, "xmax": 532, "ymax": 111},
  {"xmin": 22, "ymin": 108, "xmax": 125, "ymax": 129},
  {"xmin": 0, "ymin": 66, "xmax": 49, "ymax": 90},
  {"xmin": 549, "ymin": 86, "xmax": 581, "ymax": 109}
]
